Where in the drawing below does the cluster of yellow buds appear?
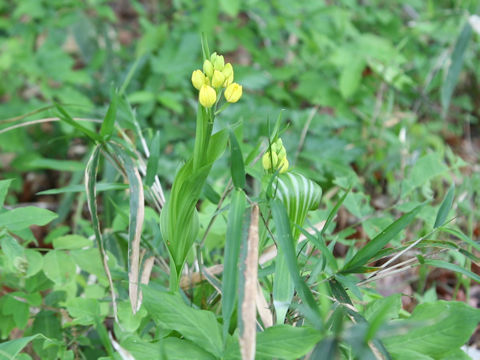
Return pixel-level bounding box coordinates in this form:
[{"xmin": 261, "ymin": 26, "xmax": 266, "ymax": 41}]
[
  {"xmin": 262, "ymin": 138, "xmax": 289, "ymax": 174},
  {"xmin": 191, "ymin": 52, "xmax": 243, "ymax": 108}
]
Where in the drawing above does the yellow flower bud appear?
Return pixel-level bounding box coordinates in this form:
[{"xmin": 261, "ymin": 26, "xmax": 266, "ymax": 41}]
[
  {"xmin": 191, "ymin": 70, "xmax": 206, "ymax": 90},
  {"xmin": 199, "ymin": 85, "xmax": 217, "ymax": 108},
  {"xmin": 278, "ymin": 157, "xmax": 289, "ymax": 173},
  {"xmin": 222, "ymin": 63, "xmax": 233, "ymax": 78},
  {"xmin": 224, "ymin": 83, "xmax": 242, "ymax": 103},
  {"xmin": 262, "ymin": 151, "xmax": 278, "ymax": 171},
  {"xmin": 211, "ymin": 70, "xmax": 226, "ymax": 88},
  {"xmin": 225, "ymin": 73, "xmax": 234, "ymax": 87},
  {"xmin": 203, "ymin": 60, "xmax": 214, "ymax": 77},
  {"xmin": 213, "ymin": 54, "xmax": 225, "ymax": 71},
  {"xmin": 277, "ymin": 146, "xmax": 286, "ymax": 160}
]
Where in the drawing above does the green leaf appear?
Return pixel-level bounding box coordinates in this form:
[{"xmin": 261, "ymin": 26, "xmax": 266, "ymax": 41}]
[
  {"xmin": 65, "ymin": 298, "xmax": 102, "ymax": 326},
  {"xmin": 219, "ymin": 0, "xmax": 240, "ymax": 17},
  {"xmin": 0, "ymin": 179, "xmax": 13, "ymax": 207},
  {"xmin": 256, "ymin": 325, "xmax": 322, "ymax": 359},
  {"xmin": 55, "ymin": 103, "xmax": 103, "ymax": 142},
  {"xmin": 441, "ymin": 23, "xmax": 472, "ymax": 116},
  {"xmin": 229, "ymin": 130, "xmax": 246, "ymax": 189},
  {"xmin": 52, "ymin": 235, "xmax": 92, "ymax": 250},
  {"xmin": 222, "ymin": 189, "xmax": 247, "ymax": 340},
  {"xmin": 0, "ymin": 335, "xmax": 44, "ymax": 360},
  {"xmin": 339, "ymin": 58, "xmax": 365, "ymax": 99},
  {"xmin": 107, "ymin": 142, "xmax": 145, "ymax": 311},
  {"xmin": 439, "ymin": 227, "xmax": 480, "ymax": 252},
  {"xmin": 270, "ymin": 199, "xmax": 323, "ymax": 327},
  {"xmin": 0, "ymin": 206, "xmax": 58, "ymax": 231},
  {"xmin": 163, "ymin": 338, "xmax": 217, "ymax": 360},
  {"xmin": 43, "ymin": 250, "xmax": 77, "ymax": 285},
  {"xmin": 434, "ymin": 184, "xmax": 455, "ymax": 228},
  {"xmin": 425, "ymin": 259, "xmax": 480, "ymax": 283},
  {"xmin": 402, "ymin": 153, "xmax": 449, "ymax": 196},
  {"xmin": 272, "ymin": 172, "xmax": 322, "ymax": 241},
  {"xmin": 383, "ymin": 301, "xmax": 480, "ymax": 359},
  {"xmin": 142, "ymin": 286, "xmax": 223, "ymax": 358},
  {"xmin": 342, "ymin": 204, "xmax": 424, "ymax": 273},
  {"xmin": 145, "ymin": 131, "xmax": 161, "ymax": 187},
  {"xmin": 100, "ymin": 89, "xmax": 118, "ymax": 140}
]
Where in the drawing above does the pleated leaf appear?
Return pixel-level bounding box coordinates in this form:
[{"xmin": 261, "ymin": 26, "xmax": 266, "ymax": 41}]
[{"xmin": 272, "ymin": 172, "xmax": 322, "ymax": 241}]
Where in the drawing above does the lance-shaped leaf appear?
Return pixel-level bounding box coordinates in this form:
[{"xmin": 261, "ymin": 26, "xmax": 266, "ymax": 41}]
[
  {"xmin": 107, "ymin": 142, "xmax": 145, "ymax": 313},
  {"xmin": 222, "ymin": 189, "xmax": 247, "ymax": 340}
]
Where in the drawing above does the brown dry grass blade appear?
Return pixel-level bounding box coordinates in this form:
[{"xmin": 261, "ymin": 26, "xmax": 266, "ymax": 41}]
[{"xmin": 240, "ymin": 204, "xmax": 259, "ymax": 360}]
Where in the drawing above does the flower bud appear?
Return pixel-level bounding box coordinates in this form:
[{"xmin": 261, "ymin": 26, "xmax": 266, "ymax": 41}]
[
  {"xmin": 211, "ymin": 70, "xmax": 226, "ymax": 88},
  {"xmin": 213, "ymin": 54, "xmax": 225, "ymax": 71},
  {"xmin": 203, "ymin": 60, "xmax": 214, "ymax": 77},
  {"xmin": 199, "ymin": 85, "xmax": 217, "ymax": 108},
  {"xmin": 277, "ymin": 146, "xmax": 286, "ymax": 160},
  {"xmin": 278, "ymin": 157, "xmax": 289, "ymax": 173},
  {"xmin": 262, "ymin": 151, "xmax": 278, "ymax": 171},
  {"xmin": 191, "ymin": 70, "xmax": 206, "ymax": 90},
  {"xmin": 224, "ymin": 83, "xmax": 242, "ymax": 103},
  {"xmin": 222, "ymin": 63, "xmax": 233, "ymax": 78}
]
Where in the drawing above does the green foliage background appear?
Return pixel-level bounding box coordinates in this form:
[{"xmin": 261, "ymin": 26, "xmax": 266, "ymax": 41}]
[{"xmin": 1, "ymin": 0, "xmax": 480, "ymax": 359}]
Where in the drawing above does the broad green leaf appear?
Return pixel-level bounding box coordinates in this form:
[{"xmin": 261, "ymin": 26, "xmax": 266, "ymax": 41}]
[
  {"xmin": 52, "ymin": 235, "xmax": 92, "ymax": 250},
  {"xmin": 145, "ymin": 131, "xmax": 161, "ymax": 187},
  {"xmin": 0, "ymin": 206, "xmax": 57, "ymax": 231},
  {"xmin": 256, "ymin": 325, "xmax": 322, "ymax": 359},
  {"xmin": 0, "ymin": 179, "xmax": 13, "ymax": 207},
  {"xmin": 24, "ymin": 249, "xmax": 43, "ymax": 277},
  {"xmin": 0, "ymin": 335, "xmax": 43, "ymax": 360},
  {"xmin": 142, "ymin": 286, "xmax": 223, "ymax": 358},
  {"xmin": 441, "ymin": 23, "xmax": 472, "ymax": 116},
  {"xmin": 342, "ymin": 204, "xmax": 424, "ymax": 273},
  {"xmin": 339, "ymin": 58, "xmax": 365, "ymax": 99},
  {"xmin": 363, "ymin": 294, "xmax": 402, "ymax": 323},
  {"xmin": 43, "ymin": 250, "xmax": 77, "ymax": 285},
  {"xmin": 402, "ymin": 153, "xmax": 449, "ymax": 196},
  {"xmin": 163, "ymin": 338, "xmax": 217, "ymax": 360},
  {"xmin": 219, "ymin": 0, "xmax": 240, "ymax": 17},
  {"xmin": 222, "ymin": 189, "xmax": 247, "ymax": 339},
  {"xmin": 434, "ymin": 184, "xmax": 455, "ymax": 228},
  {"xmin": 425, "ymin": 259, "xmax": 480, "ymax": 283},
  {"xmin": 229, "ymin": 129, "xmax": 246, "ymax": 189},
  {"xmin": 65, "ymin": 298, "xmax": 102, "ymax": 326},
  {"xmin": 270, "ymin": 199, "xmax": 322, "ymax": 328},
  {"xmin": 383, "ymin": 301, "xmax": 480, "ymax": 359},
  {"xmin": 100, "ymin": 89, "xmax": 118, "ymax": 140},
  {"xmin": 32, "ymin": 311, "xmax": 62, "ymax": 359}
]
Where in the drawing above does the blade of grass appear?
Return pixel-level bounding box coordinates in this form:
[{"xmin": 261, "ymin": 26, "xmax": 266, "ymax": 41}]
[
  {"xmin": 441, "ymin": 23, "xmax": 472, "ymax": 116},
  {"xmin": 434, "ymin": 184, "xmax": 455, "ymax": 228},
  {"xmin": 100, "ymin": 89, "xmax": 118, "ymax": 140},
  {"xmin": 85, "ymin": 145, "xmax": 118, "ymax": 322},
  {"xmin": 55, "ymin": 103, "xmax": 103, "ymax": 142},
  {"xmin": 425, "ymin": 259, "xmax": 480, "ymax": 283},
  {"xmin": 342, "ymin": 204, "xmax": 425, "ymax": 273}
]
